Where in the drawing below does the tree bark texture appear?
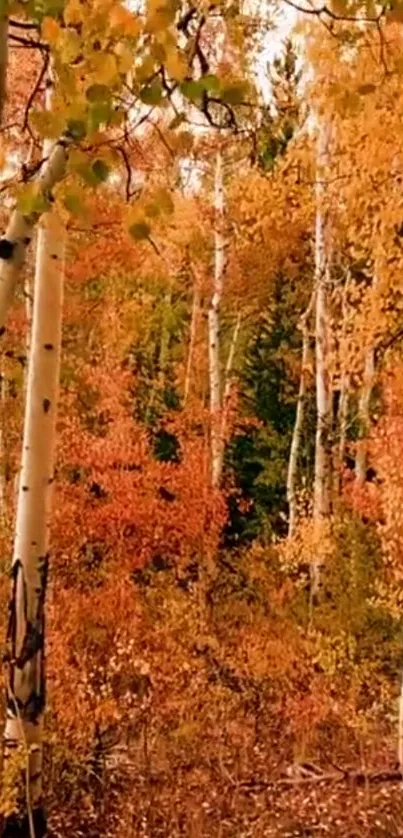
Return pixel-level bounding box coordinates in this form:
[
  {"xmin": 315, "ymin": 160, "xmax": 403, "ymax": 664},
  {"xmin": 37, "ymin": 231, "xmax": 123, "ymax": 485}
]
[
  {"xmin": 312, "ymin": 123, "xmax": 332, "ymax": 596},
  {"xmin": 0, "ymin": 139, "xmax": 68, "ymax": 337},
  {"xmin": 2, "ymin": 201, "xmax": 65, "ymax": 837}
]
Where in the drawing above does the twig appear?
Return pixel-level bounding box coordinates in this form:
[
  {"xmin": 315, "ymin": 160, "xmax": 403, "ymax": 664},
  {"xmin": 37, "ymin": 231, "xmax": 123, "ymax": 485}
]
[{"xmin": 23, "ymin": 52, "xmax": 49, "ymax": 132}]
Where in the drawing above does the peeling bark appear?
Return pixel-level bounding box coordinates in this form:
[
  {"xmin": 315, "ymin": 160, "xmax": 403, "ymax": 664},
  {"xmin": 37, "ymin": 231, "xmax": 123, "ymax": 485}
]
[{"xmin": 2, "ymin": 197, "xmax": 65, "ymax": 836}]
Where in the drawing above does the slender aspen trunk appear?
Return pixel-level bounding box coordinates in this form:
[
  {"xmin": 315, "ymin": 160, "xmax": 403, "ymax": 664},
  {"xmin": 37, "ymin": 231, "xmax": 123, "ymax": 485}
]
[
  {"xmin": 355, "ymin": 272, "xmax": 378, "ymax": 487},
  {"xmin": 312, "ymin": 123, "xmax": 332, "ymax": 596},
  {"xmin": 223, "ymin": 312, "xmax": 241, "ymax": 406},
  {"xmin": 333, "ymin": 270, "xmax": 351, "ymax": 498},
  {"xmin": 355, "ymin": 344, "xmax": 375, "ymax": 487},
  {"xmin": 184, "ymin": 283, "xmax": 200, "ymax": 404},
  {"xmin": 335, "ymin": 371, "xmax": 350, "ymax": 497},
  {"xmin": 158, "ymin": 285, "xmax": 172, "ymax": 384},
  {"xmin": 208, "ymin": 150, "xmax": 225, "ymax": 488},
  {"xmin": 287, "ymin": 293, "xmax": 314, "ymax": 538},
  {"xmin": 216, "ymin": 312, "xmax": 242, "ymax": 479},
  {"xmin": 2, "ymin": 202, "xmax": 65, "ymax": 837},
  {"xmin": 0, "ymin": 138, "xmax": 68, "ymax": 336}
]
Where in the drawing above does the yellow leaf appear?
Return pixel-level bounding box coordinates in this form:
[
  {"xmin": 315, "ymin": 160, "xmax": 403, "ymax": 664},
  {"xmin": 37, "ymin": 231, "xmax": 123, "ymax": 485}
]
[
  {"xmin": 91, "ymin": 53, "xmax": 118, "ymax": 85},
  {"xmin": 115, "ymin": 43, "xmax": 134, "ymax": 75},
  {"xmin": 110, "ymin": 5, "xmax": 141, "ymax": 36},
  {"xmin": 30, "ymin": 109, "xmax": 65, "ymax": 139},
  {"xmin": 146, "ymin": 0, "xmax": 176, "ymax": 32},
  {"xmin": 60, "ymin": 29, "xmax": 82, "ymax": 63},
  {"xmin": 165, "ymin": 49, "xmax": 188, "ymax": 82},
  {"xmin": 64, "ymin": 0, "xmax": 84, "ymax": 26},
  {"xmin": 41, "ymin": 16, "xmax": 61, "ymax": 43},
  {"xmin": 136, "ymin": 55, "xmax": 155, "ymax": 83}
]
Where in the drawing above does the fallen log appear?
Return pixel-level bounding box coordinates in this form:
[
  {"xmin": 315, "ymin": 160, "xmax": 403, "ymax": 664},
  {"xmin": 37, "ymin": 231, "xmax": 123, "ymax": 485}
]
[{"xmin": 240, "ymin": 767, "xmax": 403, "ymax": 791}]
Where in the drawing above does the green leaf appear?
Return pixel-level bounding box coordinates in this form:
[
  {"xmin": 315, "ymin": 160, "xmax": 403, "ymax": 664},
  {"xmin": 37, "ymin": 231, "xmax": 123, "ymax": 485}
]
[
  {"xmin": 86, "ymin": 84, "xmax": 112, "ymax": 103},
  {"xmin": 75, "ymin": 162, "xmax": 99, "ymax": 186},
  {"xmin": 180, "ymin": 80, "xmax": 204, "ymax": 102},
  {"xmin": 63, "ymin": 192, "xmax": 84, "ymax": 216},
  {"xmin": 41, "ymin": 0, "xmax": 65, "ymax": 16},
  {"xmin": 88, "ymin": 102, "xmax": 113, "ymax": 131},
  {"xmin": 201, "ymin": 74, "xmax": 220, "ymax": 92},
  {"xmin": 129, "ymin": 221, "xmax": 151, "ymax": 240},
  {"xmin": 221, "ymin": 83, "xmax": 245, "ymax": 105},
  {"xmin": 17, "ymin": 185, "xmax": 51, "ymax": 216},
  {"xmin": 140, "ymin": 81, "xmax": 163, "ymax": 105},
  {"xmin": 91, "ymin": 159, "xmax": 110, "ymax": 183},
  {"xmin": 66, "ymin": 119, "xmax": 87, "ymax": 140}
]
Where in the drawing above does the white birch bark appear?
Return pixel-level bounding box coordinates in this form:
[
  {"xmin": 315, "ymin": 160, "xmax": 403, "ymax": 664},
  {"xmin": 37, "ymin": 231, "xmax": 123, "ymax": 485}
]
[
  {"xmin": 0, "ymin": 139, "xmax": 68, "ymax": 337},
  {"xmin": 312, "ymin": 123, "xmax": 332, "ymax": 595},
  {"xmin": 287, "ymin": 292, "xmax": 314, "ymax": 539},
  {"xmin": 2, "ymin": 196, "xmax": 65, "ymax": 835},
  {"xmin": 208, "ymin": 150, "xmax": 225, "ymax": 488}
]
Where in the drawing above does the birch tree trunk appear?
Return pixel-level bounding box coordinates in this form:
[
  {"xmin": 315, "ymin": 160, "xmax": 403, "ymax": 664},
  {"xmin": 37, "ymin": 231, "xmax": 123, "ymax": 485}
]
[
  {"xmin": 335, "ymin": 371, "xmax": 350, "ymax": 497},
  {"xmin": 0, "ymin": 138, "xmax": 68, "ymax": 337},
  {"xmin": 208, "ymin": 150, "xmax": 225, "ymax": 489},
  {"xmin": 287, "ymin": 292, "xmax": 314, "ymax": 539},
  {"xmin": 2, "ymin": 201, "xmax": 65, "ymax": 837},
  {"xmin": 355, "ymin": 272, "xmax": 378, "ymax": 487},
  {"xmin": 333, "ymin": 270, "xmax": 351, "ymax": 499},
  {"xmin": 312, "ymin": 124, "xmax": 332, "ymax": 596},
  {"xmin": 218, "ymin": 312, "xmax": 241, "ymax": 472}
]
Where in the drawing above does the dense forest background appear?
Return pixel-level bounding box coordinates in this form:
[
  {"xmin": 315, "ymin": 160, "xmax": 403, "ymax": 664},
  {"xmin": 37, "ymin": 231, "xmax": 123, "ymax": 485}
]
[{"xmin": 1, "ymin": 1, "xmax": 403, "ymax": 836}]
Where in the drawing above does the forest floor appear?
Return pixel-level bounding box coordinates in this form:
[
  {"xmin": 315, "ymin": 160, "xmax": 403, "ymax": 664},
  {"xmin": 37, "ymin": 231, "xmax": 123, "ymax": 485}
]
[
  {"xmin": 117, "ymin": 775, "xmax": 403, "ymax": 837},
  {"xmin": 84, "ymin": 758, "xmax": 403, "ymax": 837}
]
